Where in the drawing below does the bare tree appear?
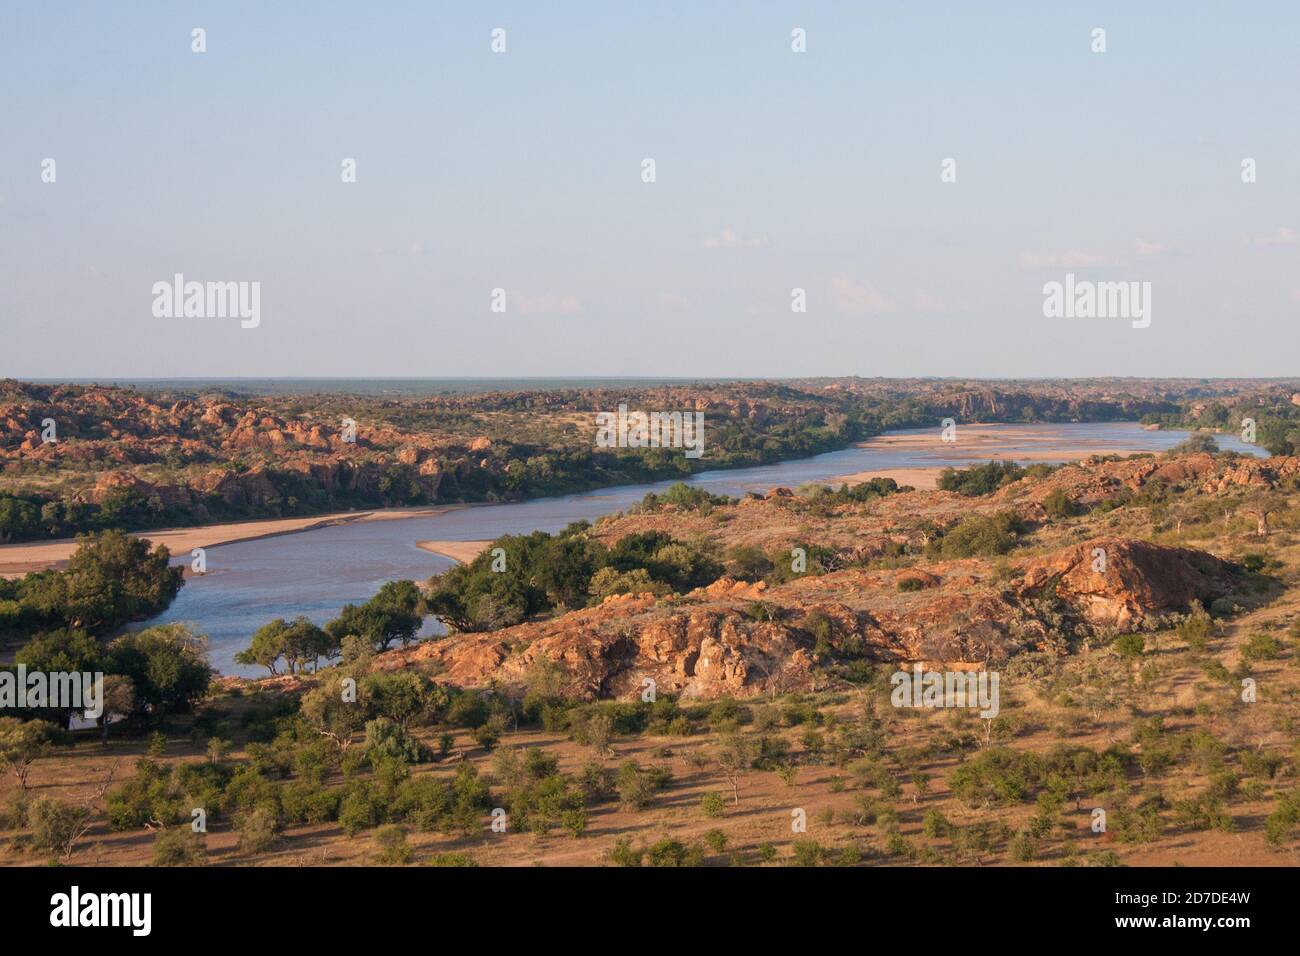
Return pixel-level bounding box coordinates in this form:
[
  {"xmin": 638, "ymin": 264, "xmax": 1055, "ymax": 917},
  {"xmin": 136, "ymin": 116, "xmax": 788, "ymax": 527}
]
[
  {"xmin": 1240, "ymin": 491, "xmax": 1284, "ymax": 537},
  {"xmin": 713, "ymin": 734, "xmax": 758, "ymax": 805}
]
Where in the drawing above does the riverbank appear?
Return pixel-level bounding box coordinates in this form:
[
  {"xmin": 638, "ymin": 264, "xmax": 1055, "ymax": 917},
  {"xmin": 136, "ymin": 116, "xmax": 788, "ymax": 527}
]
[
  {"xmin": 827, "ymin": 423, "xmax": 1150, "ymax": 488},
  {"xmin": 0, "ymin": 422, "xmax": 1178, "ymax": 578},
  {"xmin": 0, "ymin": 504, "xmax": 462, "ymax": 578}
]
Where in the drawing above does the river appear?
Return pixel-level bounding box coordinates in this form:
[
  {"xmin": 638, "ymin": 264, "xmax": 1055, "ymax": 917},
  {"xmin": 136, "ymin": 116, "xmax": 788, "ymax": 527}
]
[{"xmin": 136, "ymin": 423, "xmax": 1264, "ymax": 676}]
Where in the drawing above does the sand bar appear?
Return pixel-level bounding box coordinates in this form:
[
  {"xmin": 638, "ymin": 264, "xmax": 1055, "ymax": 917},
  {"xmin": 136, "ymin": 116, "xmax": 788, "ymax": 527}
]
[
  {"xmin": 0, "ymin": 505, "xmax": 461, "ymax": 578},
  {"xmin": 416, "ymin": 540, "xmax": 492, "ymax": 564},
  {"xmin": 830, "ymin": 468, "xmax": 941, "ymax": 490},
  {"xmin": 829, "ymin": 423, "xmax": 1148, "ymax": 489}
]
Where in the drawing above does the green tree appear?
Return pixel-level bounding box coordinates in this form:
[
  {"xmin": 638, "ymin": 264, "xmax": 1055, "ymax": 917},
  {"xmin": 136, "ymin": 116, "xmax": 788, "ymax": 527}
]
[
  {"xmin": 106, "ymin": 623, "xmax": 212, "ymax": 722},
  {"xmin": 20, "ymin": 530, "xmax": 182, "ymax": 632},
  {"xmin": 236, "ymin": 616, "xmax": 335, "ymax": 675},
  {"xmin": 0, "ymin": 718, "xmax": 61, "ymax": 791},
  {"xmin": 326, "ymin": 581, "xmax": 424, "ymax": 650},
  {"xmin": 301, "ymin": 673, "xmax": 366, "ymax": 751}
]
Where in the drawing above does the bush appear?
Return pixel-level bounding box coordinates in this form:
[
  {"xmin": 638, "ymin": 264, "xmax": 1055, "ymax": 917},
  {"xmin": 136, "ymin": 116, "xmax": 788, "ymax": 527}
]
[
  {"xmin": 106, "ymin": 759, "xmax": 180, "ymax": 830},
  {"xmin": 930, "ymin": 512, "xmax": 1023, "ymax": 558},
  {"xmin": 29, "ymin": 798, "xmax": 89, "ymax": 858},
  {"xmin": 373, "ymin": 824, "xmax": 412, "ymax": 865},
  {"xmin": 423, "ymin": 851, "xmax": 478, "ymax": 867},
  {"xmin": 948, "ymin": 748, "xmax": 1045, "ymax": 808},
  {"xmin": 1264, "ymin": 789, "xmax": 1300, "ymax": 846},
  {"xmin": 235, "ymin": 807, "xmax": 282, "ymax": 854},
  {"xmin": 1114, "ymin": 634, "xmax": 1145, "ymax": 659},
  {"xmin": 1042, "ymin": 488, "xmax": 1074, "ymax": 519},
  {"xmin": 616, "ymin": 761, "xmax": 669, "ymax": 811},
  {"xmin": 700, "ymin": 792, "xmax": 726, "ymax": 818},
  {"xmin": 1242, "ymin": 632, "xmax": 1282, "ymax": 662},
  {"xmin": 644, "ymin": 838, "xmax": 704, "ymax": 867},
  {"xmin": 703, "ymin": 829, "xmax": 728, "ymax": 853},
  {"xmin": 1177, "ymin": 607, "xmax": 1214, "ymax": 651},
  {"xmin": 152, "ymin": 828, "xmax": 207, "ymax": 866},
  {"xmin": 281, "ymin": 780, "xmax": 341, "ymax": 825},
  {"xmin": 608, "ymin": 837, "xmax": 643, "ymax": 867},
  {"xmin": 1009, "ymin": 831, "xmax": 1037, "ymax": 862},
  {"xmin": 921, "ymin": 808, "xmax": 950, "ymax": 839},
  {"xmin": 338, "ymin": 788, "xmax": 383, "ymax": 837},
  {"xmin": 790, "ymin": 839, "xmax": 827, "ymax": 866},
  {"xmin": 938, "ymin": 461, "xmax": 1026, "ymax": 497},
  {"xmin": 364, "ymin": 717, "xmax": 430, "ymax": 764}
]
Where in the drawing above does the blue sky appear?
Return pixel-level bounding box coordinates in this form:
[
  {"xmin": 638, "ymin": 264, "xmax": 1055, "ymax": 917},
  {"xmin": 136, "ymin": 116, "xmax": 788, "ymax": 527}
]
[{"xmin": 2, "ymin": 1, "xmax": 1297, "ymax": 378}]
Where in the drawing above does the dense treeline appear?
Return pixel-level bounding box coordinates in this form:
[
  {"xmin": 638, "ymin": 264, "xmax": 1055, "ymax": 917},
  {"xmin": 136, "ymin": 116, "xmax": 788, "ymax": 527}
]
[
  {"xmin": 1142, "ymin": 396, "xmax": 1300, "ymax": 456},
  {"xmin": 0, "ymin": 531, "xmax": 205, "ymax": 731},
  {"xmin": 234, "ymin": 580, "xmax": 425, "ymax": 675},
  {"xmin": 0, "ymin": 531, "xmax": 182, "ymax": 638},
  {"xmin": 1, "ymin": 379, "xmax": 1185, "ymax": 545},
  {"xmin": 0, "ymin": 414, "xmax": 869, "ymax": 543},
  {"xmin": 425, "ymin": 516, "xmax": 724, "ymax": 633}
]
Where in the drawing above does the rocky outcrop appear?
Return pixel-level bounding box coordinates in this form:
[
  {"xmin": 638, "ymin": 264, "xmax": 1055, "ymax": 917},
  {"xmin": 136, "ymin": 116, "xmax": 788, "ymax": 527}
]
[
  {"xmin": 376, "ymin": 590, "xmax": 824, "ymax": 700},
  {"xmin": 1019, "ymin": 538, "xmax": 1237, "ymax": 629},
  {"xmin": 374, "ymin": 532, "xmax": 1244, "ymax": 701}
]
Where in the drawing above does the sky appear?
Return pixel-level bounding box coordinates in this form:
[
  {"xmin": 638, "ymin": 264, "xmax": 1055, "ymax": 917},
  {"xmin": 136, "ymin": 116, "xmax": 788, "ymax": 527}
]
[{"xmin": 2, "ymin": 1, "xmax": 1298, "ymax": 379}]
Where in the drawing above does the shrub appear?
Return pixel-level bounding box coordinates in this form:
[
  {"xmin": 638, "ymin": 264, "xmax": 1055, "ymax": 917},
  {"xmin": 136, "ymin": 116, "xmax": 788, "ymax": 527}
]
[
  {"xmin": 281, "ymin": 780, "xmax": 341, "ymax": 825},
  {"xmin": 608, "ymin": 837, "xmax": 643, "ymax": 867},
  {"xmin": 921, "ymin": 808, "xmax": 950, "ymax": 839},
  {"xmin": 1264, "ymin": 789, "xmax": 1300, "ymax": 846},
  {"xmin": 700, "ymin": 792, "xmax": 726, "ymax": 818},
  {"xmin": 106, "ymin": 759, "xmax": 180, "ymax": 830},
  {"xmin": 152, "ymin": 828, "xmax": 207, "ymax": 866},
  {"xmin": 616, "ymin": 761, "xmax": 668, "ymax": 811},
  {"xmin": 948, "ymin": 748, "xmax": 1045, "ymax": 808},
  {"xmin": 364, "ymin": 717, "xmax": 430, "ymax": 764},
  {"xmin": 938, "ymin": 461, "xmax": 1026, "ymax": 496},
  {"xmin": 29, "ymin": 798, "xmax": 89, "ymax": 858},
  {"xmin": 373, "ymin": 824, "xmax": 412, "ymax": 865},
  {"xmin": 338, "ymin": 788, "xmax": 383, "ymax": 837},
  {"xmin": 1114, "ymin": 634, "xmax": 1145, "ymax": 659},
  {"xmin": 1042, "ymin": 488, "xmax": 1074, "ymax": 519},
  {"xmin": 1177, "ymin": 607, "xmax": 1214, "ymax": 651},
  {"xmin": 1242, "ymin": 632, "xmax": 1282, "ymax": 662},
  {"xmin": 1009, "ymin": 831, "xmax": 1037, "ymax": 862},
  {"xmin": 790, "ymin": 839, "xmax": 827, "ymax": 866},
  {"xmin": 930, "ymin": 512, "xmax": 1023, "ymax": 558},
  {"xmin": 235, "ymin": 807, "xmax": 282, "ymax": 854},
  {"xmin": 424, "ymin": 851, "xmax": 477, "ymax": 867},
  {"xmin": 644, "ymin": 838, "xmax": 704, "ymax": 867},
  {"xmin": 703, "ymin": 829, "xmax": 728, "ymax": 853},
  {"xmin": 471, "ymin": 716, "xmax": 505, "ymax": 751}
]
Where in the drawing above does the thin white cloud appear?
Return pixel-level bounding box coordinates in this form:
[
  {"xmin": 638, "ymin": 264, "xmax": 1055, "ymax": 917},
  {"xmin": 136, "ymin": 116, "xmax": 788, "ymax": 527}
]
[
  {"xmin": 703, "ymin": 227, "xmax": 769, "ymax": 249},
  {"xmin": 1247, "ymin": 226, "xmax": 1297, "ymax": 246},
  {"xmin": 831, "ymin": 277, "xmax": 895, "ymax": 315},
  {"xmin": 517, "ymin": 292, "xmax": 584, "ymax": 315},
  {"xmin": 1133, "ymin": 239, "xmax": 1167, "ymax": 256},
  {"xmin": 911, "ymin": 289, "xmax": 949, "ymax": 313},
  {"xmin": 374, "ymin": 242, "xmax": 431, "ymax": 257},
  {"xmin": 1018, "ymin": 250, "xmax": 1112, "ymax": 269}
]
